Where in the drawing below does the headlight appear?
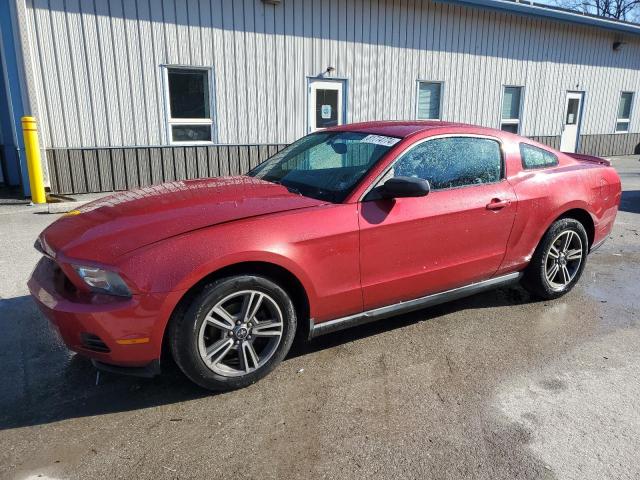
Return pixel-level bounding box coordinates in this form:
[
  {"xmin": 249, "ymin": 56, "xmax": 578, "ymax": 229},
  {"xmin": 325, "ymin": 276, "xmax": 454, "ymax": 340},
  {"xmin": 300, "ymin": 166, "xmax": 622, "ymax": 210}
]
[{"xmin": 73, "ymin": 265, "xmax": 131, "ymax": 297}]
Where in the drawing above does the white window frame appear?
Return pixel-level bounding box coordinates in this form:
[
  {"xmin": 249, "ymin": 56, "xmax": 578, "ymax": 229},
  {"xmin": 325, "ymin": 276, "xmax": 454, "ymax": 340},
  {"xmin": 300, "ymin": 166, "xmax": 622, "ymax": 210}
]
[
  {"xmin": 415, "ymin": 80, "xmax": 443, "ymax": 121},
  {"xmin": 162, "ymin": 65, "xmax": 216, "ymax": 145},
  {"xmin": 615, "ymin": 91, "xmax": 634, "ymax": 134},
  {"xmin": 500, "ymin": 85, "xmax": 524, "ymax": 134}
]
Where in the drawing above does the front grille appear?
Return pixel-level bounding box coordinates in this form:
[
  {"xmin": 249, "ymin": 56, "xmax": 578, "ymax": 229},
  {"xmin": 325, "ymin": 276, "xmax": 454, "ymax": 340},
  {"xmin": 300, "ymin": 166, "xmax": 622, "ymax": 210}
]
[
  {"xmin": 80, "ymin": 333, "xmax": 111, "ymax": 353},
  {"xmin": 61, "ymin": 270, "xmax": 79, "ymax": 295},
  {"xmin": 44, "ymin": 257, "xmax": 80, "ymax": 297}
]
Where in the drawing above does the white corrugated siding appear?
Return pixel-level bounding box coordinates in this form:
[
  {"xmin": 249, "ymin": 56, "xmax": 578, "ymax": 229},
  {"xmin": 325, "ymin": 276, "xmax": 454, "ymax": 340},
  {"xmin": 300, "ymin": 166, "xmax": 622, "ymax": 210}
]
[{"xmin": 23, "ymin": 0, "xmax": 640, "ymax": 148}]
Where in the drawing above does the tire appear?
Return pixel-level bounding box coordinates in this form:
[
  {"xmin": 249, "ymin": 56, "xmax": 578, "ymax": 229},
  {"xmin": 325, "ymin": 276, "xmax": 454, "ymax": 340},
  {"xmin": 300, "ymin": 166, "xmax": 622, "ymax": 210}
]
[
  {"xmin": 521, "ymin": 218, "xmax": 589, "ymax": 300},
  {"xmin": 169, "ymin": 274, "xmax": 297, "ymax": 391}
]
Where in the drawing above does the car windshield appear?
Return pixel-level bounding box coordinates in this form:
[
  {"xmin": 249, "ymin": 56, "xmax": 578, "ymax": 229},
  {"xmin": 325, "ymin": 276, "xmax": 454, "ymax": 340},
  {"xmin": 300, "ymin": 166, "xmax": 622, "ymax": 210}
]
[{"xmin": 247, "ymin": 131, "xmax": 400, "ymax": 203}]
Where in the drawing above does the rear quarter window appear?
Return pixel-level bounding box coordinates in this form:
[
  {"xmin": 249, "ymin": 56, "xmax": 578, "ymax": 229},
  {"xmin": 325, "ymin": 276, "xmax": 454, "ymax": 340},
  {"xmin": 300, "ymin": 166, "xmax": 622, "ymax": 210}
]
[{"xmin": 520, "ymin": 143, "xmax": 558, "ymax": 169}]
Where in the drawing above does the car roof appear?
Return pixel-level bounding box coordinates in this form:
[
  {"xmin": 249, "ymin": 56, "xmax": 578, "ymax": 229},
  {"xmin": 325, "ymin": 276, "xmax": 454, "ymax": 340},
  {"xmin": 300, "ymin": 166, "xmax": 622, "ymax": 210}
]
[{"xmin": 324, "ymin": 120, "xmax": 499, "ymax": 138}]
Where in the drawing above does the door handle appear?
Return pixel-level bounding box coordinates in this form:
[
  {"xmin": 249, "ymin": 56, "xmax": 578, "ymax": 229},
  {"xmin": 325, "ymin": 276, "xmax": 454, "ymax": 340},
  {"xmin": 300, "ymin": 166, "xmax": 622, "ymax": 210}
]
[{"xmin": 486, "ymin": 198, "xmax": 511, "ymax": 210}]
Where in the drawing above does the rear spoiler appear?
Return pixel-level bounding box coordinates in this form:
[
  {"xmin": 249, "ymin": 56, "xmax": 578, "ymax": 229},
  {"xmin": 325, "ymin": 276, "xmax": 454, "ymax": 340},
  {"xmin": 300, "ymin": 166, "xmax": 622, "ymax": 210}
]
[{"xmin": 564, "ymin": 152, "xmax": 611, "ymax": 167}]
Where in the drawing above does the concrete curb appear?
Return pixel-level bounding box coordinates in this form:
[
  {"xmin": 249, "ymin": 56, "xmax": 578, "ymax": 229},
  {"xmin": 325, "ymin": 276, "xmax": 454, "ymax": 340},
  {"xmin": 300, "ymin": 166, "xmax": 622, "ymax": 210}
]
[
  {"xmin": 44, "ymin": 192, "xmax": 112, "ymax": 214},
  {"xmin": 0, "ymin": 201, "xmax": 88, "ymax": 215},
  {"xmin": 0, "ymin": 192, "xmax": 112, "ymax": 215},
  {"xmin": 46, "ymin": 201, "xmax": 89, "ymax": 214}
]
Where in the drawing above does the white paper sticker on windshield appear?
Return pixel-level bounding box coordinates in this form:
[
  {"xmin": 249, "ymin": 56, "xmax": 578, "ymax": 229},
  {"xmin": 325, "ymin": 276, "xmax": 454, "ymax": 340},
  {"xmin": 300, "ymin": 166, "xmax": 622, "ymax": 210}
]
[{"xmin": 361, "ymin": 134, "xmax": 401, "ymax": 147}]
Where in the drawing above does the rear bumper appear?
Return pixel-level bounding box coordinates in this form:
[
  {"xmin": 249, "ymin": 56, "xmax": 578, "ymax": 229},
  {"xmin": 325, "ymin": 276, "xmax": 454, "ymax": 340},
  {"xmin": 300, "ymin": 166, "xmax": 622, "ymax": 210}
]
[
  {"xmin": 592, "ymin": 205, "xmax": 618, "ymax": 252},
  {"xmin": 28, "ymin": 256, "xmax": 185, "ymax": 370}
]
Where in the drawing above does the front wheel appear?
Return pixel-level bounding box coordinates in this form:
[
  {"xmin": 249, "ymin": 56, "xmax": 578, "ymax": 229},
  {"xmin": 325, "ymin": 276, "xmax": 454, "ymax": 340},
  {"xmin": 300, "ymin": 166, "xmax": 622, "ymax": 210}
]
[
  {"xmin": 169, "ymin": 275, "xmax": 297, "ymax": 391},
  {"xmin": 522, "ymin": 218, "xmax": 589, "ymax": 300}
]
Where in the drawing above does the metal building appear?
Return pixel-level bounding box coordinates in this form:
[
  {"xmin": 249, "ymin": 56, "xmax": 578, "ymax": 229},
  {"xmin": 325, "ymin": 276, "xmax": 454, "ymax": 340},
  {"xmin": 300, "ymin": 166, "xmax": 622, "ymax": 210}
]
[{"xmin": 1, "ymin": 0, "xmax": 640, "ymax": 196}]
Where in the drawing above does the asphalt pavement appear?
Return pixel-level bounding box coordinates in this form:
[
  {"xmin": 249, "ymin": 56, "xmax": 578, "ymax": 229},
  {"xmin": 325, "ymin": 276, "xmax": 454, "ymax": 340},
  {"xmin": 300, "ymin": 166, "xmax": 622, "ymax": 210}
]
[{"xmin": 1, "ymin": 156, "xmax": 639, "ymax": 480}]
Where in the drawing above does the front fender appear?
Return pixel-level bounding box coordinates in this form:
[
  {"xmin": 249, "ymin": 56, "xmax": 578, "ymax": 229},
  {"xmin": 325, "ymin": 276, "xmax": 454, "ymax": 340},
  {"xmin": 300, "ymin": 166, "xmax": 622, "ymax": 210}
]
[
  {"xmin": 116, "ymin": 227, "xmax": 318, "ymax": 300},
  {"xmin": 114, "ymin": 203, "xmax": 362, "ymax": 323},
  {"xmin": 174, "ymin": 249, "xmax": 318, "ymax": 301}
]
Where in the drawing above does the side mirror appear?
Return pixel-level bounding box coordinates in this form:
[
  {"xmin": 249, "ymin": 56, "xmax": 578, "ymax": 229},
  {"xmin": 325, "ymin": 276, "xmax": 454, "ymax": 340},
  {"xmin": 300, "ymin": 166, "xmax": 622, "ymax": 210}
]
[
  {"xmin": 330, "ymin": 142, "xmax": 348, "ymax": 155},
  {"xmin": 373, "ymin": 176, "xmax": 430, "ymax": 200}
]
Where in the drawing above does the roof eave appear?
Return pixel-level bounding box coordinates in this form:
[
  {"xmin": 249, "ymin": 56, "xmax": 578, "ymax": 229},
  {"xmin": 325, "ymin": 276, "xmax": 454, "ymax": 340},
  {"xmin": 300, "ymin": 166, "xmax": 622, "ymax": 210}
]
[{"xmin": 435, "ymin": 0, "xmax": 640, "ymax": 36}]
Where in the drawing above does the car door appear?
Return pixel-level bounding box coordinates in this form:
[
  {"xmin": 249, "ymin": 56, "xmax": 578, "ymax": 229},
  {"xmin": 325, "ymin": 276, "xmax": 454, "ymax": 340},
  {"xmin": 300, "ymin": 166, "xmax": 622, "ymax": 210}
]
[{"xmin": 358, "ymin": 135, "xmax": 517, "ymax": 311}]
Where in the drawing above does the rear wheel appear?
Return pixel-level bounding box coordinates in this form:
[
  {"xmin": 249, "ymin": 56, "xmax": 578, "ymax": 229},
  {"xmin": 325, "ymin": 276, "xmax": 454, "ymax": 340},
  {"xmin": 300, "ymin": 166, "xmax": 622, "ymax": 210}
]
[
  {"xmin": 522, "ymin": 218, "xmax": 588, "ymax": 300},
  {"xmin": 169, "ymin": 275, "xmax": 297, "ymax": 391}
]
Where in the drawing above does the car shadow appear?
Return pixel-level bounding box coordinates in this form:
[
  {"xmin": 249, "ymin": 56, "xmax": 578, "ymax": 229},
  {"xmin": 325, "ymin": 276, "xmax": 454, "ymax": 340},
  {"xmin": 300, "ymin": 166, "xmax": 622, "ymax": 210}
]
[
  {"xmin": 0, "ymin": 295, "xmax": 213, "ymax": 432},
  {"xmin": 619, "ymin": 190, "xmax": 640, "ymax": 214},
  {"xmin": 0, "ymin": 286, "xmax": 535, "ymax": 431},
  {"xmin": 290, "ymin": 284, "xmax": 534, "ymax": 357}
]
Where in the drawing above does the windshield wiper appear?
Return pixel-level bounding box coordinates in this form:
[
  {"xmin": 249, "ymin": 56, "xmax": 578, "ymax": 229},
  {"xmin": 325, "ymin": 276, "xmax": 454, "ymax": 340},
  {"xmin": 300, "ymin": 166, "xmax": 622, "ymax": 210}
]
[
  {"xmin": 268, "ymin": 180, "xmax": 302, "ymax": 196},
  {"xmin": 285, "ymin": 185, "xmax": 302, "ymax": 195}
]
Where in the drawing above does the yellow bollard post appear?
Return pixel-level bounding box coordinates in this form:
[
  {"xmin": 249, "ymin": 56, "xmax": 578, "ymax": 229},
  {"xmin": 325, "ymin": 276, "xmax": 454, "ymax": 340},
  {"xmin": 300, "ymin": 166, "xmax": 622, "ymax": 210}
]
[{"xmin": 21, "ymin": 116, "xmax": 47, "ymax": 204}]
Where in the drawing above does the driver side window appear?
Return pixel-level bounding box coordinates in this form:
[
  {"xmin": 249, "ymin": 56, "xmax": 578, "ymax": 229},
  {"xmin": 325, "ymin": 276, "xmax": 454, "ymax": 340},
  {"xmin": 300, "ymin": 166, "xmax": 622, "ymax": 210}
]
[{"xmin": 386, "ymin": 137, "xmax": 502, "ymax": 190}]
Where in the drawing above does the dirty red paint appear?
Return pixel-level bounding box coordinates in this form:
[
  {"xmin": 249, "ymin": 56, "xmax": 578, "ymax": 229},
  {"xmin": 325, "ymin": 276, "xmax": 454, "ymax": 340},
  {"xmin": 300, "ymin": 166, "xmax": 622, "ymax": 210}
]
[{"xmin": 28, "ymin": 121, "xmax": 621, "ymax": 370}]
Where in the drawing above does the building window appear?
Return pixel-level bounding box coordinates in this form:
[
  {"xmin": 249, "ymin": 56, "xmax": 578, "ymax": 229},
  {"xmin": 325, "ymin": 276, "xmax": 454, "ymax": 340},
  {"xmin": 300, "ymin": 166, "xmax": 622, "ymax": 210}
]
[
  {"xmin": 165, "ymin": 67, "xmax": 214, "ymax": 143},
  {"xmin": 501, "ymin": 86, "xmax": 522, "ymax": 134},
  {"xmin": 616, "ymin": 92, "xmax": 633, "ymax": 133},
  {"xmin": 416, "ymin": 81, "xmax": 442, "ymax": 120}
]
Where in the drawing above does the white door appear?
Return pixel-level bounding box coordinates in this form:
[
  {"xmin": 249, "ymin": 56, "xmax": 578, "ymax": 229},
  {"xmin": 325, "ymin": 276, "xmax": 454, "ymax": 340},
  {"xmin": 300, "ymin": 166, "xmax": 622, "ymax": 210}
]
[
  {"xmin": 560, "ymin": 92, "xmax": 584, "ymax": 153},
  {"xmin": 308, "ymin": 80, "xmax": 344, "ymax": 132}
]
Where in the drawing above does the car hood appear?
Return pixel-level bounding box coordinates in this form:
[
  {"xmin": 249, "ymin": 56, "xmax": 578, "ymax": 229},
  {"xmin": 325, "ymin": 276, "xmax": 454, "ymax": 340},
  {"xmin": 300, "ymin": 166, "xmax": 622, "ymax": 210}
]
[{"xmin": 41, "ymin": 176, "xmax": 326, "ymax": 263}]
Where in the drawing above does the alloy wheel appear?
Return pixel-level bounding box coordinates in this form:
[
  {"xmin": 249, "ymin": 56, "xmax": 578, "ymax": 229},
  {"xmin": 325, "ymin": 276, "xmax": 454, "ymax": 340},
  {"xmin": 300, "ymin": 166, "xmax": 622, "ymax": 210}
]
[
  {"xmin": 544, "ymin": 230, "xmax": 583, "ymax": 291},
  {"xmin": 197, "ymin": 290, "xmax": 284, "ymax": 377}
]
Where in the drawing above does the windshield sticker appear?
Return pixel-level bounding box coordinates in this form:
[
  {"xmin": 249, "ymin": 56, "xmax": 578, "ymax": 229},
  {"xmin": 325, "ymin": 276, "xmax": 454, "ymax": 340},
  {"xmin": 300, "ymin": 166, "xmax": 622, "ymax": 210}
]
[{"xmin": 361, "ymin": 134, "xmax": 401, "ymax": 147}]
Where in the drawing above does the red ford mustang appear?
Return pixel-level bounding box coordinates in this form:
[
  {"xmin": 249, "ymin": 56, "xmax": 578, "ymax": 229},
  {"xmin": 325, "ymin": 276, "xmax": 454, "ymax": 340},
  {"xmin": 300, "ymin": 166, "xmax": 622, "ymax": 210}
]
[{"xmin": 29, "ymin": 122, "xmax": 621, "ymax": 391}]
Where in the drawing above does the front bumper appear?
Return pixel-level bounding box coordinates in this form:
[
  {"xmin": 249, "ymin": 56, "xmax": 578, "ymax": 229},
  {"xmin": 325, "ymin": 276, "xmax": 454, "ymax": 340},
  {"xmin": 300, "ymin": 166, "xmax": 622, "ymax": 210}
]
[{"xmin": 28, "ymin": 256, "xmax": 185, "ymax": 371}]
